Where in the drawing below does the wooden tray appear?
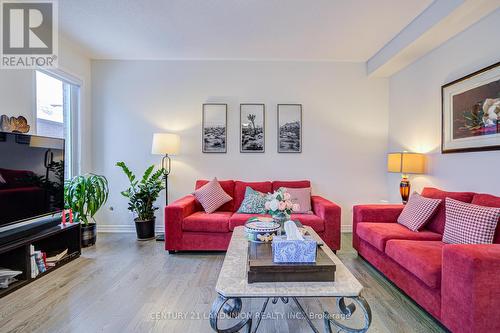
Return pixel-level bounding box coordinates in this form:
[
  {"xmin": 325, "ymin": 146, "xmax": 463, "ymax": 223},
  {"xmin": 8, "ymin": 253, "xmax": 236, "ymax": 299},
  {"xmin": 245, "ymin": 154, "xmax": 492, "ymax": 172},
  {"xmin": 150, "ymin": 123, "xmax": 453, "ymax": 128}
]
[{"xmin": 247, "ymin": 241, "xmax": 336, "ymax": 283}]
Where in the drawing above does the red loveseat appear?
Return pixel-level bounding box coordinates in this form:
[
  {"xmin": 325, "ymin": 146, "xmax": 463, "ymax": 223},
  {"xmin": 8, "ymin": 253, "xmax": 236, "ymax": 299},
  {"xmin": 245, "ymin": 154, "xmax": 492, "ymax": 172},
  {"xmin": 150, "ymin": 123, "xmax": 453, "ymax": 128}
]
[
  {"xmin": 165, "ymin": 180, "xmax": 341, "ymax": 252},
  {"xmin": 353, "ymin": 187, "xmax": 500, "ymax": 333}
]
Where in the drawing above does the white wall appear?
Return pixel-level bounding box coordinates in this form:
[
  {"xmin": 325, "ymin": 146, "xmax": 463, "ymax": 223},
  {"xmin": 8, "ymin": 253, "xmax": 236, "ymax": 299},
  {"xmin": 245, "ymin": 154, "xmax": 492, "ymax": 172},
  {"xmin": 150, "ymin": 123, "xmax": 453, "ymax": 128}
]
[
  {"xmin": 0, "ymin": 37, "xmax": 93, "ymax": 173},
  {"xmin": 91, "ymin": 60, "xmax": 389, "ymax": 231},
  {"xmin": 388, "ymin": 9, "xmax": 500, "ymax": 201}
]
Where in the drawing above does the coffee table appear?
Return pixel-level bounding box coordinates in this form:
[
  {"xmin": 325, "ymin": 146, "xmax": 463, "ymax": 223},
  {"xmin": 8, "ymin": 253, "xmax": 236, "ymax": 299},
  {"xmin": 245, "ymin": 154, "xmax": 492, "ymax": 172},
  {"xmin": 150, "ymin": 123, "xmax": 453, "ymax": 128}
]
[{"xmin": 209, "ymin": 226, "xmax": 372, "ymax": 333}]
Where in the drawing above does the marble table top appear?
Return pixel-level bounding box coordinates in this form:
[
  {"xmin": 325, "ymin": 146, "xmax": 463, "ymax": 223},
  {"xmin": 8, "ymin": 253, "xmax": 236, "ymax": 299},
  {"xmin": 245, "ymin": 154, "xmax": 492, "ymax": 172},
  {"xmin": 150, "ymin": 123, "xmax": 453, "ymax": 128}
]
[{"xmin": 215, "ymin": 226, "xmax": 363, "ymax": 298}]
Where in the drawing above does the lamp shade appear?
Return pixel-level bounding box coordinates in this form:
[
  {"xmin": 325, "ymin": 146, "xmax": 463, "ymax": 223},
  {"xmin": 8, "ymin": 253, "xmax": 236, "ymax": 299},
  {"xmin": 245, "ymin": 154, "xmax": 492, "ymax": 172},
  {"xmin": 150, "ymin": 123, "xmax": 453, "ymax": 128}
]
[
  {"xmin": 151, "ymin": 133, "xmax": 180, "ymax": 155},
  {"xmin": 387, "ymin": 152, "xmax": 426, "ymax": 174}
]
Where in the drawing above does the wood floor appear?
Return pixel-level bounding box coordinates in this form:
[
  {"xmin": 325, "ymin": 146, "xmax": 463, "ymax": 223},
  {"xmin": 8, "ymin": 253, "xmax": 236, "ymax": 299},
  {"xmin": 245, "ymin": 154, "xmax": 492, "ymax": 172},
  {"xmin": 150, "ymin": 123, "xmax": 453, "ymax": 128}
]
[{"xmin": 0, "ymin": 233, "xmax": 447, "ymax": 333}]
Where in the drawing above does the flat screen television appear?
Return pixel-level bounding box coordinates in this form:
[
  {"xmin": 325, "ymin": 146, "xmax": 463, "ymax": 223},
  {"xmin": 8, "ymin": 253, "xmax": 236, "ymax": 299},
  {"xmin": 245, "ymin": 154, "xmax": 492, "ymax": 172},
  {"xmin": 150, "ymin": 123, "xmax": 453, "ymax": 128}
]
[{"xmin": 0, "ymin": 132, "xmax": 65, "ymax": 231}]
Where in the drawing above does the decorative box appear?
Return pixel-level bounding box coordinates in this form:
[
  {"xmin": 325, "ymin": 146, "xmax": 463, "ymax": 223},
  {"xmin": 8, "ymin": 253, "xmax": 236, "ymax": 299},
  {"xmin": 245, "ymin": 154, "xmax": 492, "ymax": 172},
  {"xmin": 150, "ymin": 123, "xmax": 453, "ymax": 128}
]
[
  {"xmin": 272, "ymin": 236, "xmax": 317, "ymax": 263},
  {"xmin": 244, "ymin": 219, "xmax": 280, "ymax": 243}
]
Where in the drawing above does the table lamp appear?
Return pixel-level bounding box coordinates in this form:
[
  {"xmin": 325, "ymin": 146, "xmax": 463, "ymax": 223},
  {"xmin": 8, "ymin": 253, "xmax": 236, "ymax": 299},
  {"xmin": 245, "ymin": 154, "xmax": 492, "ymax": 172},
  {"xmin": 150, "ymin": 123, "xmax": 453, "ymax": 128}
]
[
  {"xmin": 387, "ymin": 152, "xmax": 426, "ymax": 204},
  {"xmin": 152, "ymin": 133, "xmax": 180, "ymax": 241}
]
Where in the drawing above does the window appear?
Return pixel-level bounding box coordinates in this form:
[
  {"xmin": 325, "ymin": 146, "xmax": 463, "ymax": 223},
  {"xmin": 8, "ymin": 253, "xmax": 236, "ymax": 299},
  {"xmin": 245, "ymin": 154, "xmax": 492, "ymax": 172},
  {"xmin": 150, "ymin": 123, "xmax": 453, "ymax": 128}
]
[{"xmin": 35, "ymin": 70, "xmax": 80, "ymax": 178}]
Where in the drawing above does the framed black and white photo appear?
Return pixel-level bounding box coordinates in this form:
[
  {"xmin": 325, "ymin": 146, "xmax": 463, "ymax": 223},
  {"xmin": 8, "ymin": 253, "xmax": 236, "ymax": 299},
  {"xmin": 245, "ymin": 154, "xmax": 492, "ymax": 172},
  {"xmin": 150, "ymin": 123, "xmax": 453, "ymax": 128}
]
[
  {"xmin": 240, "ymin": 104, "xmax": 265, "ymax": 153},
  {"xmin": 202, "ymin": 103, "xmax": 227, "ymax": 153},
  {"xmin": 278, "ymin": 104, "xmax": 302, "ymax": 153}
]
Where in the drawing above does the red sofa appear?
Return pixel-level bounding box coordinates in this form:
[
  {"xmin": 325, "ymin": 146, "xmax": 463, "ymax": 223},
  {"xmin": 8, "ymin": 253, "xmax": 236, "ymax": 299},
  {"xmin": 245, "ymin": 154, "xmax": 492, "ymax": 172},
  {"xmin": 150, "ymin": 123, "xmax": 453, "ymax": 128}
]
[
  {"xmin": 165, "ymin": 180, "xmax": 341, "ymax": 252},
  {"xmin": 353, "ymin": 187, "xmax": 500, "ymax": 333}
]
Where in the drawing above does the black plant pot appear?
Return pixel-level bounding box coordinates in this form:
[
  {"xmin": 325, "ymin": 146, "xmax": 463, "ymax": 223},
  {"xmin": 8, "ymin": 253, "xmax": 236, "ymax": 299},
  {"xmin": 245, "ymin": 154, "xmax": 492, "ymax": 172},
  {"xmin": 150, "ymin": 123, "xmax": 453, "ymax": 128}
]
[
  {"xmin": 135, "ymin": 217, "xmax": 156, "ymax": 241},
  {"xmin": 81, "ymin": 223, "xmax": 97, "ymax": 247}
]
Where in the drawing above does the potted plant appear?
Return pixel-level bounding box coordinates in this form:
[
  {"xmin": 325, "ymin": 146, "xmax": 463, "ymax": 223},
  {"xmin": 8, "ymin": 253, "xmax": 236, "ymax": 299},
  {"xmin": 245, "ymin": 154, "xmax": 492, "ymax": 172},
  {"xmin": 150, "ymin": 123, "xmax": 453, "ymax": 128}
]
[
  {"xmin": 64, "ymin": 174, "xmax": 109, "ymax": 247},
  {"xmin": 116, "ymin": 162, "xmax": 165, "ymax": 240}
]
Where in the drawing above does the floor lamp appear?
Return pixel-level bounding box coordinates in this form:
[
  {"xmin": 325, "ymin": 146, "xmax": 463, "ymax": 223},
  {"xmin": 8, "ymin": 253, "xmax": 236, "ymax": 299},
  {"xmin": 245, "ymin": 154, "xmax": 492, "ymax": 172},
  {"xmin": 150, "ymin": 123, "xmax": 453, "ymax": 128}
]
[{"xmin": 152, "ymin": 133, "xmax": 180, "ymax": 241}]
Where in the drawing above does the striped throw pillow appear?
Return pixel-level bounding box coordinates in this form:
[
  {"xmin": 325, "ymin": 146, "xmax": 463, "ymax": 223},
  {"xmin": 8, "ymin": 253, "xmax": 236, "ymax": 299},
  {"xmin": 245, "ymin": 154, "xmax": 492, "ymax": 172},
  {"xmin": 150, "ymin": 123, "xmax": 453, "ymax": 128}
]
[
  {"xmin": 443, "ymin": 198, "xmax": 500, "ymax": 244},
  {"xmin": 193, "ymin": 178, "xmax": 232, "ymax": 213},
  {"xmin": 397, "ymin": 192, "xmax": 441, "ymax": 231}
]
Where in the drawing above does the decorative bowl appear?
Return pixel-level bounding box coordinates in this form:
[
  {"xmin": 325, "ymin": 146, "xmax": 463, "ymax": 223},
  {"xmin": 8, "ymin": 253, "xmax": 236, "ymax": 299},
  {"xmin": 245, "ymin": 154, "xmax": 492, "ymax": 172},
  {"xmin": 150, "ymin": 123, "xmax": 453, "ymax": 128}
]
[{"xmin": 244, "ymin": 218, "xmax": 280, "ymax": 243}]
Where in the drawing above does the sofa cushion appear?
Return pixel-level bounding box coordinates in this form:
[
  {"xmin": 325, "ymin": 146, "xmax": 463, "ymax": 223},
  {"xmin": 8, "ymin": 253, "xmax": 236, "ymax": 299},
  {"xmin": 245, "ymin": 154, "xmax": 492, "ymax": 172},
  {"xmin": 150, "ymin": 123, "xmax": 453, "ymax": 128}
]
[
  {"xmin": 386, "ymin": 240, "xmax": 444, "ymax": 289},
  {"xmin": 272, "ymin": 180, "xmax": 311, "ymax": 191},
  {"xmin": 290, "ymin": 214, "xmax": 325, "ymax": 232},
  {"xmin": 356, "ymin": 222, "xmax": 442, "ymax": 252},
  {"xmin": 421, "ymin": 187, "xmax": 475, "ymax": 234},
  {"xmin": 472, "ymin": 193, "xmax": 500, "ymax": 244},
  {"xmin": 195, "ymin": 179, "xmax": 235, "ymax": 212},
  {"xmin": 443, "ymin": 198, "xmax": 500, "ymax": 244},
  {"xmin": 234, "ymin": 181, "xmax": 272, "ymax": 212},
  {"xmin": 182, "ymin": 211, "xmax": 231, "ymax": 233},
  {"xmin": 229, "ymin": 213, "xmax": 270, "ymax": 231},
  {"xmin": 397, "ymin": 192, "xmax": 441, "ymax": 231}
]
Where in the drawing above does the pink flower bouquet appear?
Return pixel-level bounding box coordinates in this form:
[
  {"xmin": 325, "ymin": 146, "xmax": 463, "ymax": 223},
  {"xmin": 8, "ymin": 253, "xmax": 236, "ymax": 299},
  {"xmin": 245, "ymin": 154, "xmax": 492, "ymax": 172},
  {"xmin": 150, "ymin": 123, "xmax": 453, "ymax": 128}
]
[{"xmin": 265, "ymin": 188, "xmax": 300, "ymax": 217}]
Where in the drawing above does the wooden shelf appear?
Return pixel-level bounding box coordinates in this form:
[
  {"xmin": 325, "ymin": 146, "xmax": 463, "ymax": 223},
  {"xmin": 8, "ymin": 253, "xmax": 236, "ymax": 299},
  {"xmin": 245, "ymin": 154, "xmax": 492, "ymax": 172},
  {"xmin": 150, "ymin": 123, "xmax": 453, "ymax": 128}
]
[{"xmin": 0, "ymin": 223, "xmax": 81, "ymax": 298}]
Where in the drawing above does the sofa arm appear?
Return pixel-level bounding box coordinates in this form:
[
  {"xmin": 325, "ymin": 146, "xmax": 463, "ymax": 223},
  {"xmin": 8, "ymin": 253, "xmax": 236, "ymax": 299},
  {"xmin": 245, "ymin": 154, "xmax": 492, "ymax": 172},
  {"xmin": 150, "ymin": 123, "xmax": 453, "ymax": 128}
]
[
  {"xmin": 165, "ymin": 195, "xmax": 199, "ymax": 251},
  {"xmin": 311, "ymin": 196, "xmax": 341, "ymax": 251},
  {"xmin": 353, "ymin": 204, "xmax": 403, "ymax": 223},
  {"xmin": 352, "ymin": 204, "xmax": 404, "ymax": 250},
  {"xmin": 442, "ymin": 244, "xmax": 500, "ymax": 333}
]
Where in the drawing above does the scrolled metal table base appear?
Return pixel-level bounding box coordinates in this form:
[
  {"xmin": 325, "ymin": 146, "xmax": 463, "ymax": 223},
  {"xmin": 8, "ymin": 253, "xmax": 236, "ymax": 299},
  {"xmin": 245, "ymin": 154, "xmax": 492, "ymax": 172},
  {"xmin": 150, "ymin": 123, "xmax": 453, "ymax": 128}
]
[
  {"xmin": 209, "ymin": 295, "xmax": 252, "ymax": 333},
  {"xmin": 324, "ymin": 296, "xmax": 372, "ymax": 333},
  {"xmin": 209, "ymin": 294, "xmax": 372, "ymax": 333}
]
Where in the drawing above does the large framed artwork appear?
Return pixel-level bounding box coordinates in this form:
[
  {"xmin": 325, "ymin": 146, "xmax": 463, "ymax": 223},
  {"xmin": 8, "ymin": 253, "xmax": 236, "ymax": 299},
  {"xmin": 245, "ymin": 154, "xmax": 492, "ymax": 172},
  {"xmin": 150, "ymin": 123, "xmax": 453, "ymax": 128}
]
[
  {"xmin": 240, "ymin": 104, "xmax": 265, "ymax": 153},
  {"xmin": 202, "ymin": 103, "xmax": 227, "ymax": 153},
  {"xmin": 442, "ymin": 62, "xmax": 500, "ymax": 153},
  {"xmin": 277, "ymin": 104, "xmax": 302, "ymax": 153}
]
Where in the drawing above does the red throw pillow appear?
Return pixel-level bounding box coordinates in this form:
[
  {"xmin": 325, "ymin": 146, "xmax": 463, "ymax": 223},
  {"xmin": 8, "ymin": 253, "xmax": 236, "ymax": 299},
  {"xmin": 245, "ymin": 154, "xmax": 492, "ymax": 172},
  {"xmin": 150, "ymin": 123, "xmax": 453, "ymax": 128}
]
[
  {"xmin": 443, "ymin": 198, "xmax": 500, "ymax": 244},
  {"xmin": 397, "ymin": 192, "xmax": 441, "ymax": 231},
  {"xmin": 192, "ymin": 178, "xmax": 233, "ymax": 214}
]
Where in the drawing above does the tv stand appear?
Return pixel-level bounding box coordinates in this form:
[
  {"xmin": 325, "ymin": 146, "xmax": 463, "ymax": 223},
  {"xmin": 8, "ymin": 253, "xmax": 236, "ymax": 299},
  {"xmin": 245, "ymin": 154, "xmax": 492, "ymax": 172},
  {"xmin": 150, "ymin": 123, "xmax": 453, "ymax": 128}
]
[{"xmin": 0, "ymin": 223, "xmax": 81, "ymax": 298}]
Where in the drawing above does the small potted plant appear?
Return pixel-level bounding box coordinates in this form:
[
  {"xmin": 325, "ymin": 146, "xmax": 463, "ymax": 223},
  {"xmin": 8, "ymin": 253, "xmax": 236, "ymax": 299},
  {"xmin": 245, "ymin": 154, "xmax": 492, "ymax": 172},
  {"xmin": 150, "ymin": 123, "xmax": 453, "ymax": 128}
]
[
  {"xmin": 265, "ymin": 188, "xmax": 300, "ymax": 228},
  {"xmin": 64, "ymin": 174, "xmax": 109, "ymax": 247},
  {"xmin": 116, "ymin": 162, "xmax": 165, "ymax": 240}
]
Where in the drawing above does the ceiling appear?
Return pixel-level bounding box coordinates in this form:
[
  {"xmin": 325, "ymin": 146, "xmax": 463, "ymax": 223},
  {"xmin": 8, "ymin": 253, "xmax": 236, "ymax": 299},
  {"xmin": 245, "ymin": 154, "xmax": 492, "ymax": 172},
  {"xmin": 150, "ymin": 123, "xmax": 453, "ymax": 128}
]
[{"xmin": 59, "ymin": 0, "xmax": 433, "ymax": 61}]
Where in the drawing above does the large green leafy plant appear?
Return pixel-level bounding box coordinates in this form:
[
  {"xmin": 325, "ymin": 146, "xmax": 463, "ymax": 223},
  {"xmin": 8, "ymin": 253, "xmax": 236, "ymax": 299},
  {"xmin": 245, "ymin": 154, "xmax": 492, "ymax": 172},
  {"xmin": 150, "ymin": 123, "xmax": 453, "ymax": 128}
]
[
  {"xmin": 116, "ymin": 162, "xmax": 165, "ymax": 221},
  {"xmin": 64, "ymin": 174, "xmax": 109, "ymax": 226}
]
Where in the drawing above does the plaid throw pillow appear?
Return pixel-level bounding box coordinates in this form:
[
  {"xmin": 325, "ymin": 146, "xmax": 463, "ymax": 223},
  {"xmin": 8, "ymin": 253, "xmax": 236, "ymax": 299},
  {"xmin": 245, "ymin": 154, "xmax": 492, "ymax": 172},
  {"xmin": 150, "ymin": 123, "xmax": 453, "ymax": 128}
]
[
  {"xmin": 443, "ymin": 198, "xmax": 500, "ymax": 244},
  {"xmin": 193, "ymin": 178, "xmax": 232, "ymax": 214},
  {"xmin": 397, "ymin": 192, "xmax": 441, "ymax": 231}
]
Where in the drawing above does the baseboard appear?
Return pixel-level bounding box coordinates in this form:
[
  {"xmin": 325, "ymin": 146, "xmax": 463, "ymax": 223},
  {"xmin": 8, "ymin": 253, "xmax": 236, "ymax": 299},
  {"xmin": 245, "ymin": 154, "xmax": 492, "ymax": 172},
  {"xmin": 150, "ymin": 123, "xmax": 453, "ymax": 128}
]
[
  {"xmin": 97, "ymin": 225, "xmax": 165, "ymax": 233},
  {"xmin": 341, "ymin": 224, "xmax": 353, "ymax": 233}
]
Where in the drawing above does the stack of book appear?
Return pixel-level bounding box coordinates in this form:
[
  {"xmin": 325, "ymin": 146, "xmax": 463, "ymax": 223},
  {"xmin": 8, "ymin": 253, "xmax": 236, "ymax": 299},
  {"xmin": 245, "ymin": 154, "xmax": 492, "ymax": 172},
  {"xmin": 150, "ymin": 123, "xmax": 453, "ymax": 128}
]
[
  {"xmin": 30, "ymin": 246, "xmax": 68, "ymax": 278},
  {"xmin": 46, "ymin": 249, "xmax": 68, "ymax": 267}
]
